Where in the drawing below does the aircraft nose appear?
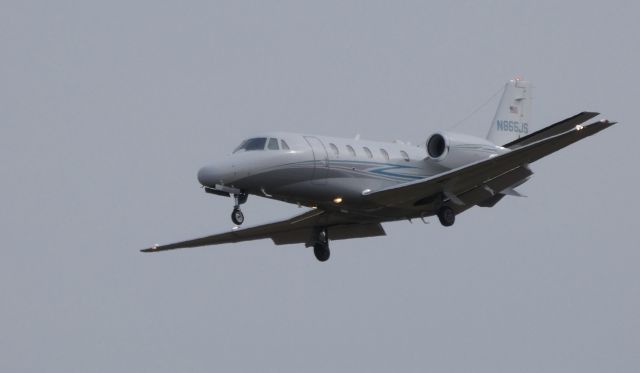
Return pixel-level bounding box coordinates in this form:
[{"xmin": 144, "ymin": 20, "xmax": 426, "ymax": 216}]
[{"xmin": 197, "ymin": 165, "xmax": 222, "ymax": 187}]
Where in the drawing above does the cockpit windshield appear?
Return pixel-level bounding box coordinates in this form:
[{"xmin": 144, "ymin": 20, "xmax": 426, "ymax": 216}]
[
  {"xmin": 233, "ymin": 137, "xmax": 292, "ymax": 153},
  {"xmin": 233, "ymin": 137, "xmax": 267, "ymax": 153}
]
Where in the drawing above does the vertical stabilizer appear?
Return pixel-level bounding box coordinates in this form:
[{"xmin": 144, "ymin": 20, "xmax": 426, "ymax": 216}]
[{"xmin": 486, "ymin": 79, "xmax": 532, "ymax": 146}]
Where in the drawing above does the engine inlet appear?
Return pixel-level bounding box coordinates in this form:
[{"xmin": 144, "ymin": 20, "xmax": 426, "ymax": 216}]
[{"xmin": 427, "ymin": 134, "xmax": 446, "ymax": 158}]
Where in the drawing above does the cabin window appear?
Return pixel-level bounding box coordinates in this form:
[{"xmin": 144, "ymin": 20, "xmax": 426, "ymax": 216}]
[
  {"xmin": 280, "ymin": 140, "xmax": 290, "ymax": 150},
  {"xmin": 380, "ymin": 148, "xmax": 390, "ymax": 161},
  {"xmin": 233, "ymin": 137, "xmax": 267, "ymax": 153},
  {"xmin": 267, "ymin": 138, "xmax": 279, "ymax": 150},
  {"xmin": 329, "ymin": 143, "xmax": 339, "ymax": 157},
  {"xmin": 400, "ymin": 150, "xmax": 410, "ymax": 161},
  {"xmin": 363, "ymin": 147, "xmax": 373, "ymax": 159},
  {"xmin": 346, "ymin": 145, "xmax": 356, "ymax": 157}
]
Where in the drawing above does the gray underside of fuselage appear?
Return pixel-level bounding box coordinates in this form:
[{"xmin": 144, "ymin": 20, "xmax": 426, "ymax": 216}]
[
  {"xmin": 228, "ymin": 157, "xmax": 532, "ymax": 223},
  {"xmin": 230, "ymin": 161, "xmax": 449, "ymax": 220}
]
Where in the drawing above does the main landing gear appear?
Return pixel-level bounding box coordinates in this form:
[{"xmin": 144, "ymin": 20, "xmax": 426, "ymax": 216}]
[
  {"xmin": 231, "ymin": 193, "xmax": 248, "ymax": 225},
  {"xmin": 313, "ymin": 228, "xmax": 330, "ymax": 262},
  {"xmin": 437, "ymin": 206, "xmax": 455, "ymax": 227},
  {"xmin": 231, "ymin": 208, "xmax": 244, "ymax": 225}
]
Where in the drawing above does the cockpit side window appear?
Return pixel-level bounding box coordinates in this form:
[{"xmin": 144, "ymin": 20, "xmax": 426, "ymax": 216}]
[
  {"xmin": 233, "ymin": 137, "xmax": 267, "ymax": 153},
  {"xmin": 280, "ymin": 140, "xmax": 290, "ymax": 150},
  {"xmin": 267, "ymin": 138, "xmax": 279, "ymax": 150}
]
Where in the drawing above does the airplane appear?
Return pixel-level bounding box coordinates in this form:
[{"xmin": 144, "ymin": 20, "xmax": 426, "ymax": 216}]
[{"xmin": 142, "ymin": 79, "xmax": 615, "ymax": 262}]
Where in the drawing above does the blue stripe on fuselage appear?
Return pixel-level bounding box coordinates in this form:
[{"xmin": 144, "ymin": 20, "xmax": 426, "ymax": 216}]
[
  {"xmin": 269, "ymin": 159, "xmax": 426, "ymax": 182},
  {"xmin": 368, "ymin": 165, "xmax": 424, "ymax": 180},
  {"xmin": 328, "ymin": 160, "xmax": 424, "ymax": 181}
]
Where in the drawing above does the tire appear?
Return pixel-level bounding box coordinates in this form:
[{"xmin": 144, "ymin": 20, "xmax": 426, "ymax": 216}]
[
  {"xmin": 313, "ymin": 243, "xmax": 330, "ymax": 262},
  {"xmin": 231, "ymin": 208, "xmax": 244, "ymax": 225},
  {"xmin": 437, "ymin": 206, "xmax": 455, "ymax": 227}
]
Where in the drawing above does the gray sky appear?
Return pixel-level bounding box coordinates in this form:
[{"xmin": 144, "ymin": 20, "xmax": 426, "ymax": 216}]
[{"xmin": 1, "ymin": 1, "xmax": 638, "ymax": 372}]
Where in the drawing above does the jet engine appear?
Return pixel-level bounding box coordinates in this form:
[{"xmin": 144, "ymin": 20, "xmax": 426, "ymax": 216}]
[{"xmin": 426, "ymin": 132, "xmax": 506, "ymax": 169}]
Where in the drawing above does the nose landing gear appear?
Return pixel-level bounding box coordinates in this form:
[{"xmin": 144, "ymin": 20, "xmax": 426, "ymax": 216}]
[{"xmin": 231, "ymin": 193, "xmax": 248, "ymax": 225}]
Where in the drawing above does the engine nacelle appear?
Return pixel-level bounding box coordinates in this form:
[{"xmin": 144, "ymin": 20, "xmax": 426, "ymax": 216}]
[{"xmin": 426, "ymin": 132, "xmax": 506, "ymax": 169}]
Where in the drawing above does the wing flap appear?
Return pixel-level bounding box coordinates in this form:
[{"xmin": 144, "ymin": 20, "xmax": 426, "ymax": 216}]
[
  {"xmin": 456, "ymin": 165, "xmax": 532, "ymax": 209},
  {"xmin": 270, "ymin": 223, "xmax": 386, "ymax": 245},
  {"xmin": 329, "ymin": 223, "xmax": 386, "ymax": 241}
]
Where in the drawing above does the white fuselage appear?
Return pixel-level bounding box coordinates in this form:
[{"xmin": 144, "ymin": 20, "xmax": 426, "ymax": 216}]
[{"xmin": 197, "ymin": 132, "xmax": 479, "ymax": 217}]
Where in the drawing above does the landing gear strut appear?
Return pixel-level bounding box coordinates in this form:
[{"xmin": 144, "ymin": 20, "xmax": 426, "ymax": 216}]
[
  {"xmin": 312, "ymin": 228, "xmax": 330, "ymax": 262},
  {"xmin": 437, "ymin": 206, "xmax": 455, "ymax": 227},
  {"xmin": 231, "ymin": 193, "xmax": 248, "ymax": 225}
]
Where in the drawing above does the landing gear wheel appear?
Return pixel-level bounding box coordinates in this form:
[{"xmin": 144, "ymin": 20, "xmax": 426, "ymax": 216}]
[
  {"xmin": 437, "ymin": 206, "xmax": 455, "ymax": 227},
  {"xmin": 231, "ymin": 208, "xmax": 244, "ymax": 225},
  {"xmin": 313, "ymin": 243, "xmax": 330, "ymax": 262}
]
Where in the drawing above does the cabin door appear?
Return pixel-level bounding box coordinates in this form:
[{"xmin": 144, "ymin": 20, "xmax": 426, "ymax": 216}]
[{"xmin": 303, "ymin": 136, "xmax": 329, "ymax": 184}]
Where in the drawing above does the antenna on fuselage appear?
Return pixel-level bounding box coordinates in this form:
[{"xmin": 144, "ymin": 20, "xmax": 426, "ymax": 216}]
[{"xmin": 354, "ymin": 133, "xmax": 361, "ymax": 140}]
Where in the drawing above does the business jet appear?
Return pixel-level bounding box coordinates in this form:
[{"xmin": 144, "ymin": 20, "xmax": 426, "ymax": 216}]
[{"xmin": 142, "ymin": 79, "xmax": 615, "ymax": 261}]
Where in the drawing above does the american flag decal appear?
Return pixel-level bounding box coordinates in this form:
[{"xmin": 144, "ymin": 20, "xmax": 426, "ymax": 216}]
[{"xmin": 510, "ymin": 105, "xmax": 518, "ymax": 114}]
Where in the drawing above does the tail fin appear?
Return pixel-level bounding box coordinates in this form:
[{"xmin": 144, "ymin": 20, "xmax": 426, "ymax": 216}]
[{"xmin": 486, "ymin": 79, "xmax": 532, "ymax": 146}]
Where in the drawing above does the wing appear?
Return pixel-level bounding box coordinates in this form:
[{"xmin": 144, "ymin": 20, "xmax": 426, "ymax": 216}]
[
  {"xmin": 364, "ymin": 119, "xmax": 615, "ymax": 209},
  {"xmin": 142, "ymin": 209, "xmax": 385, "ymax": 253}
]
